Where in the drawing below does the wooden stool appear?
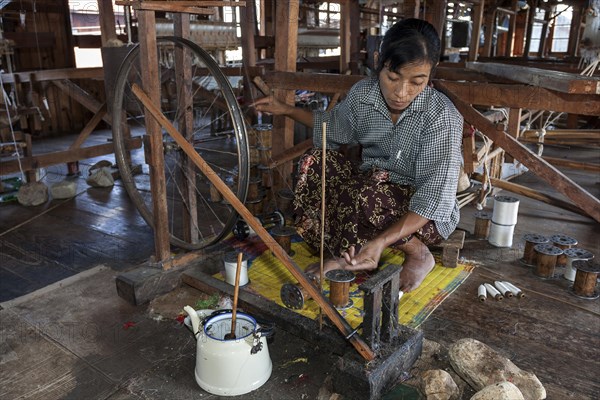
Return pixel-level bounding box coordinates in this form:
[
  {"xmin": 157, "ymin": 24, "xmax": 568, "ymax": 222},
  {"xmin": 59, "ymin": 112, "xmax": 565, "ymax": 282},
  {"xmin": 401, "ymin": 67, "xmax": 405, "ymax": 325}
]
[
  {"xmin": 326, "ymin": 269, "xmax": 355, "ymax": 309},
  {"xmin": 433, "ymin": 230, "xmax": 465, "ymax": 268},
  {"xmin": 571, "ymin": 260, "xmax": 600, "ymax": 299},
  {"xmin": 473, "ymin": 211, "xmax": 492, "ymax": 240},
  {"xmin": 550, "ymin": 234, "xmax": 577, "ymax": 267},
  {"xmin": 521, "ymin": 234, "xmax": 550, "ymax": 267},
  {"xmin": 533, "ymin": 244, "xmax": 563, "ymax": 279}
]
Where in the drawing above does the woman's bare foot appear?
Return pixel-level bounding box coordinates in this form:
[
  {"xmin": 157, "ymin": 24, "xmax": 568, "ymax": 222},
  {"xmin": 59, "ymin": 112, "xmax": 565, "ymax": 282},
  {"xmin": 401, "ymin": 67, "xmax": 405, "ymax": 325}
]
[
  {"xmin": 305, "ymin": 257, "xmax": 348, "ymax": 275},
  {"xmin": 396, "ymin": 237, "xmax": 435, "ymax": 292}
]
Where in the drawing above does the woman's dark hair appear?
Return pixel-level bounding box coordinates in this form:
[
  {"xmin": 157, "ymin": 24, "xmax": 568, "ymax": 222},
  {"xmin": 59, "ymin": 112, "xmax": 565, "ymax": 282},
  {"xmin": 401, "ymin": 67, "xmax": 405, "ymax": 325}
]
[{"xmin": 376, "ymin": 18, "xmax": 441, "ymax": 74}]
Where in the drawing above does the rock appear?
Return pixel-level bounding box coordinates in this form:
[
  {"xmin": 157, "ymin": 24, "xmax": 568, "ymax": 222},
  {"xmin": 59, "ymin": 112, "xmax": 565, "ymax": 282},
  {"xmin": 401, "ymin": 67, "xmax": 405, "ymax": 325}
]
[
  {"xmin": 17, "ymin": 182, "xmax": 48, "ymax": 206},
  {"xmin": 420, "ymin": 369, "xmax": 460, "ymax": 400},
  {"xmin": 50, "ymin": 180, "xmax": 77, "ymax": 199},
  {"xmin": 471, "ymin": 382, "xmax": 525, "ymax": 400},
  {"xmin": 86, "ymin": 167, "xmax": 114, "ymax": 187},
  {"xmin": 449, "ymin": 338, "xmax": 546, "ymax": 400}
]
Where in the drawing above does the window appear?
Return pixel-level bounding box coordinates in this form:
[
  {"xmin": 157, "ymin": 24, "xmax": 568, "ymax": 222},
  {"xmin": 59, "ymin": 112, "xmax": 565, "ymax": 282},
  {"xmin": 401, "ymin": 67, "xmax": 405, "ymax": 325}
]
[
  {"xmin": 551, "ymin": 4, "xmax": 572, "ymax": 53},
  {"xmin": 529, "ymin": 8, "xmax": 546, "ymax": 54}
]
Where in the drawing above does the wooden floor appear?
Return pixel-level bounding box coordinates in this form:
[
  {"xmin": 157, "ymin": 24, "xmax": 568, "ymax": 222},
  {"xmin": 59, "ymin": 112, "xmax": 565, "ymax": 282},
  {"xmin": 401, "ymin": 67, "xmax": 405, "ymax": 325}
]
[{"xmin": 0, "ymin": 132, "xmax": 599, "ymax": 398}]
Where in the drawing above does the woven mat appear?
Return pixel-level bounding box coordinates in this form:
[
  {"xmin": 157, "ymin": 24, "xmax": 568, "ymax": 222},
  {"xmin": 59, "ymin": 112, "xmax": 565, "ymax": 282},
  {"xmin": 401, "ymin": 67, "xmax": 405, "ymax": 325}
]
[{"xmin": 220, "ymin": 235, "xmax": 473, "ymax": 329}]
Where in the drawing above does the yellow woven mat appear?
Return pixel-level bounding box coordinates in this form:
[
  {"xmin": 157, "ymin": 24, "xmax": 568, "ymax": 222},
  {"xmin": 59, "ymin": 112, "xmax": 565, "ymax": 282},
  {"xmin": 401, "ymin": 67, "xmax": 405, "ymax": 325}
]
[{"xmin": 220, "ymin": 238, "xmax": 473, "ymax": 329}]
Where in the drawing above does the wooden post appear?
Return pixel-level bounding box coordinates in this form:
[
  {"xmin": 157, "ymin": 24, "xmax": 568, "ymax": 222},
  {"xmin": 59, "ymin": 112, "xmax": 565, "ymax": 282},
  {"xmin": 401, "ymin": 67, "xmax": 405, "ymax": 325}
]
[
  {"xmin": 523, "ymin": 0, "xmax": 538, "ymax": 57},
  {"xmin": 538, "ymin": 5, "xmax": 551, "ymax": 58},
  {"xmin": 97, "ymin": 0, "xmax": 118, "ymax": 46},
  {"xmin": 138, "ymin": 10, "xmax": 171, "ymax": 263},
  {"xmin": 483, "ymin": 8, "xmax": 495, "ymax": 58},
  {"xmin": 273, "ymin": 1, "xmax": 299, "ymax": 191},
  {"xmin": 240, "ymin": 0, "xmax": 257, "ymax": 105},
  {"xmin": 567, "ymin": 6, "xmax": 583, "ymax": 57},
  {"xmin": 425, "ymin": 0, "xmax": 446, "ymax": 43},
  {"xmin": 504, "ymin": 108, "xmax": 521, "ymax": 163},
  {"xmin": 349, "ymin": 0, "xmax": 361, "ymax": 75},
  {"xmin": 468, "ymin": 0, "xmax": 485, "ymax": 61},
  {"xmin": 505, "ymin": 0, "xmax": 519, "ymax": 56},
  {"xmin": 340, "ymin": 1, "xmax": 351, "ymax": 72}
]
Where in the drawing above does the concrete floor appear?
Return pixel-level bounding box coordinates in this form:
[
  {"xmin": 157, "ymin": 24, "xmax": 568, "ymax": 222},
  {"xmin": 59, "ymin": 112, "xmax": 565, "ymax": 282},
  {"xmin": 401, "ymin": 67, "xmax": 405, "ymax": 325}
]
[{"xmin": 0, "ymin": 135, "xmax": 599, "ymax": 399}]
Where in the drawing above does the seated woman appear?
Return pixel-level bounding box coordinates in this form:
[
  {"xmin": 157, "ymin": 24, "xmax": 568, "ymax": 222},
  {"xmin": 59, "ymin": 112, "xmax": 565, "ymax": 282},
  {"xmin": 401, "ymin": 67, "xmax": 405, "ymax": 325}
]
[{"xmin": 252, "ymin": 18, "xmax": 463, "ymax": 293}]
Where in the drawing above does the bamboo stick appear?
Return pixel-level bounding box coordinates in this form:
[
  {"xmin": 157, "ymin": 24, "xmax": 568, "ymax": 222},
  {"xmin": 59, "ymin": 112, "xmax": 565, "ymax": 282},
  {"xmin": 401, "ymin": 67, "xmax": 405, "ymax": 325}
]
[{"xmin": 131, "ymin": 83, "xmax": 376, "ymax": 361}]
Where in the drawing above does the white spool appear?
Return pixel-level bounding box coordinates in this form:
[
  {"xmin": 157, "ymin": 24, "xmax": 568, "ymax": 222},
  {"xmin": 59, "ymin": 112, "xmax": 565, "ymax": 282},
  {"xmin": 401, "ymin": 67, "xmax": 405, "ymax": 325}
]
[
  {"xmin": 488, "ymin": 221, "xmax": 515, "ymax": 247},
  {"xmin": 563, "ymin": 248, "xmax": 594, "ymax": 282},
  {"xmin": 223, "ymin": 252, "xmax": 249, "ymax": 286},
  {"xmin": 492, "ymin": 195, "xmax": 520, "ymax": 225}
]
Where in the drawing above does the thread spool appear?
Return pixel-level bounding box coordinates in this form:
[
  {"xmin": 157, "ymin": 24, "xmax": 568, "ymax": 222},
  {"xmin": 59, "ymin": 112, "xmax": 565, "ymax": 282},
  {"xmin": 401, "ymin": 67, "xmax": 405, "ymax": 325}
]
[
  {"xmin": 247, "ymin": 128, "xmax": 258, "ymax": 146},
  {"xmin": 521, "ymin": 234, "xmax": 550, "ymax": 266},
  {"xmin": 326, "ymin": 269, "xmax": 355, "ymax": 309},
  {"xmin": 276, "ymin": 188, "xmax": 295, "ymax": 214},
  {"xmin": 247, "ymin": 176, "xmax": 263, "ymax": 200},
  {"xmin": 473, "ymin": 211, "xmax": 492, "ymax": 240},
  {"xmin": 550, "ymin": 234, "xmax": 578, "ymax": 267},
  {"xmin": 533, "ymin": 244, "xmax": 563, "ymax": 279},
  {"xmin": 258, "ymin": 164, "xmax": 273, "ymax": 188},
  {"xmin": 209, "ymin": 182, "xmax": 222, "ymax": 203},
  {"xmin": 245, "ymin": 193, "xmax": 266, "ymax": 216},
  {"xmin": 223, "ymin": 252, "xmax": 249, "ymax": 286},
  {"xmin": 492, "ymin": 195, "xmax": 520, "ymax": 225},
  {"xmin": 280, "ymin": 273, "xmax": 320, "ymax": 309},
  {"xmin": 233, "ymin": 211, "xmax": 285, "ymax": 239},
  {"xmin": 250, "ymin": 163, "xmax": 259, "ymax": 179},
  {"xmin": 254, "ymin": 123, "xmax": 273, "ymax": 147},
  {"xmin": 571, "ymin": 260, "xmax": 600, "ymax": 299},
  {"xmin": 249, "ymin": 146, "xmax": 260, "ymax": 165},
  {"xmin": 271, "ymin": 225, "xmax": 296, "ymax": 256},
  {"xmin": 257, "ymin": 146, "xmax": 272, "ymax": 166},
  {"xmin": 563, "ymin": 248, "xmax": 594, "ymax": 282},
  {"xmin": 488, "ymin": 221, "xmax": 515, "ymax": 247}
]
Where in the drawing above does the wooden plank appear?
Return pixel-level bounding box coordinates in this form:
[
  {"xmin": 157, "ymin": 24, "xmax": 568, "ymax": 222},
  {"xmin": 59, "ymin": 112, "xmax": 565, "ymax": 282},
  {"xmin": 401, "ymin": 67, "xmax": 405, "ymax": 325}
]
[
  {"xmin": 467, "ymin": 0, "xmax": 484, "ymax": 61},
  {"xmin": 0, "ymin": 138, "xmax": 142, "ymax": 175},
  {"xmin": 116, "ymin": 0, "xmax": 246, "ymax": 6},
  {"xmin": 431, "ymin": 85, "xmax": 600, "ymax": 222},
  {"xmin": 541, "ymin": 156, "xmax": 600, "ymax": 173},
  {"xmin": 505, "ymin": 107, "xmax": 521, "ymax": 163},
  {"xmin": 118, "ymin": 1, "xmax": 217, "ymax": 14},
  {"xmin": 97, "ymin": 0, "xmax": 118, "ymax": 45},
  {"xmin": 466, "ymin": 62, "xmax": 600, "ymax": 94},
  {"xmin": 138, "ymin": 10, "xmax": 171, "ymax": 263},
  {"xmin": 3, "ymin": 32, "xmax": 55, "ymax": 49},
  {"xmin": 69, "ymin": 104, "xmax": 107, "ymax": 150},
  {"xmin": 131, "ymin": 83, "xmax": 376, "ymax": 361},
  {"xmin": 433, "ymin": 80, "xmax": 600, "ymax": 116},
  {"xmin": 52, "ymin": 80, "xmax": 112, "ymax": 125}
]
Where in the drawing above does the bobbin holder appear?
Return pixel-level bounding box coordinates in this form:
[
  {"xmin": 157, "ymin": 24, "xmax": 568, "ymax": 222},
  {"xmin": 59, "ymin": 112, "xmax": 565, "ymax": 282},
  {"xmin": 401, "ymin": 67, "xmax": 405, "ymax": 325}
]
[{"xmin": 358, "ymin": 264, "xmax": 403, "ymax": 351}]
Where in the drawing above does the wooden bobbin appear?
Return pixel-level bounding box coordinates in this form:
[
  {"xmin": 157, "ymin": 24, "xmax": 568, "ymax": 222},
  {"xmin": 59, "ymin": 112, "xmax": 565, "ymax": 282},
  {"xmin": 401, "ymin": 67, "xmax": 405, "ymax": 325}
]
[
  {"xmin": 254, "ymin": 123, "xmax": 273, "ymax": 147},
  {"xmin": 249, "ymin": 146, "xmax": 260, "ymax": 165},
  {"xmin": 258, "ymin": 165, "xmax": 273, "ymax": 188},
  {"xmin": 257, "ymin": 146, "xmax": 272, "ymax": 166},
  {"xmin": 247, "ymin": 128, "xmax": 258, "ymax": 146},
  {"xmin": 521, "ymin": 233, "xmax": 550, "ymax": 267},
  {"xmin": 550, "ymin": 234, "xmax": 577, "ymax": 267},
  {"xmin": 245, "ymin": 192, "xmax": 266, "ymax": 216},
  {"xmin": 473, "ymin": 211, "xmax": 492, "ymax": 240},
  {"xmin": 571, "ymin": 260, "xmax": 600, "ymax": 299},
  {"xmin": 280, "ymin": 273, "xmax": 320, "ymax": 309},
  {"xmin": 250, "ymin": 163, "xmax": 259, "ymax": 179},
  {"xmin": 271, "ymin": 225, "xmax": 296, "ymax": 256},
  {"xmin": 276, "ymin": 188, "xmax": 295, "ymax": 214},
  {"xmin": 533, "ymin": 244, "xmax": 563, "ymax": 279},
  {"xmin": 247, "ymin": 176, "xmax": 263, "ymax": 200},
  {"xmin": 326, "ymin": 269, "xmax": 355, "ymax": 309}
]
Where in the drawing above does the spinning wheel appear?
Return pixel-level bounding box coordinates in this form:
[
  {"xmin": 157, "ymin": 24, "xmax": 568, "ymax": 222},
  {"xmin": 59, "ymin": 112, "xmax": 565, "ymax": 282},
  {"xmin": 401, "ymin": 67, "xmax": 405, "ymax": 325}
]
[{"xmin": 112, "ymin": 37, "xmax": 250, "ymax": 250}]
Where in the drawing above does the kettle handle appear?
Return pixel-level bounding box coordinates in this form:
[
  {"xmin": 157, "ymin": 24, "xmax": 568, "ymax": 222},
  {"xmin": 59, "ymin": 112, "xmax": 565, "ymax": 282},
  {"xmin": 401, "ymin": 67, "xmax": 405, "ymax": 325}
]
[{"xmin": 200, "ymin": 309, "xmax": 233, "ymax": 326}]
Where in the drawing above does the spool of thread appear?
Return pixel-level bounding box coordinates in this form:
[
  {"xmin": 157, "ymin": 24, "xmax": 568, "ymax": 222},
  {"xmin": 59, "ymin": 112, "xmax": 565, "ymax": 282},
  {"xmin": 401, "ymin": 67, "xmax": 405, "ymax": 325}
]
[
  {"xmin": 502, "ymin": 281, "xmax": 525, "ymax": 298},
  {"xmin": 521, "ymin": 234, "xmax": 550, "ymax": 266},
  {"xmin": 563, "ymin": 248, "xmax": 594, "ymax": 282},
  {"xmin": 258, "ymin": 165, "xmax": 273, "ymax": 188},
  {"xmin": 245, "ymin": 193, "xmax": 265, "ymax": 216},
  {"xmin": 533, "ymin": 244, "xmax": 563, "ymax": 279},
  {"xmin": 257, "ymin": 146, "xmax": 272, "ymax": 166},
  {"xmin": 492, "ymin": 195, "xmax": 520, "ymax": 225},
  {"xmin": 473, "ymin": 211, "xmax": 492, "ymax": 240},
  {"xmin": 478, "ymin": 284, "xmax": 487, "ymax": 302},
  {"xmin": 550, "ymin": 234, "xmax": 578, "ymax": 267},
  {"xmin": 484, "ymin": 283, "xmax": 503, "ymax": 301},
  {"xmin": 223, "ymin": 252, "xmax": 249, "ymax": 286},
  {"xmin": 271, "ymin": 225, "xmax": 296, "ymax": 256},
  {"xmin": 494, "ymin": 281, "xmax": 513, "ymax": 298},
  {"xmin": 488, "ymin": 221, "xmax": 515, "ymax": 247},
  {"xmin": 571, "ymin": 260, "xmax": 600, "ymax": 299},
  {"xmin": 247, "ymin": 128, "xmax": 258, "ymax": 146},
  {"xmin": 249, "ymin": 146, "xmax": 260, "ymax": 165},
  {"xmin": 209, "ymin": 182, "xmax": 222, "ymax": 203},
  {"xmin": 250, "ymin": 163, "xmax": 259, "ymax": 179},
  {"xmin": 326, "ymin": 269, "xmax": 355, "ymax": 309},
  {"xmin": 254, "ymin": 123, "xmax": 273, "ymax": 147},
  {"xmin": 280, "ymin": 273, "xmax": 320, "ymax": 309},
  {"xmin": 276, "ymin": 188, "xmax": 295, "ymax": 214},
  {"xmin": 247, "ymin": 176, "xmax": 263, "ymax": 200}
]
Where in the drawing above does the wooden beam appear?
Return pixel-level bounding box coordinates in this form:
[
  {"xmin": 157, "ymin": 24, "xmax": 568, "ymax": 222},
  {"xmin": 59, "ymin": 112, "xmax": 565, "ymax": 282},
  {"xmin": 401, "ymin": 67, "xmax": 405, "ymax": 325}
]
[
  {"xmin": 466, "ymin": 62, "xmax": 600, "ymax": 94},
  {"xmin": 97, "ymin": 0, "xmax": 118, "ymax": 46},
  {"xmin": 69, "ymin": 104, "xmax": 107, "ymax": 150},
  {"xmin": 436, "ymin": 81, "xmax": 600, "ymax": 223},
  {"xmin": 468, "ymin": 0, "xmax": 484, "ymax": 61},
  {"xmin": 52, "ymin": 80, "xmax": 112, "ymax": 125},
  {"xmin": 433, "ymin": 80, "xmax": 600, "ymax": 116},
  {"xmin": 267, "ymin": 138, "xmax": 313, "ymax": 169},
  {"xmin": 1, "ymin": 68, "xmax": 104, "ymax": 84},
  {"xmin": 131, "ymin": 83, "xmax": 376, "ymax": 361},
  {"xmin": 541, "ymin": 156, "xmax": 600, "ymax": 173}
]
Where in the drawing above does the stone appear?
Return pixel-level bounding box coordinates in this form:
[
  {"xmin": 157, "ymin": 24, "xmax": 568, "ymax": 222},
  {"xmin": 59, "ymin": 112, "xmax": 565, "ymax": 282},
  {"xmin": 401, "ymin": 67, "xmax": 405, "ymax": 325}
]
[
  {"xmin": 449, "ymin": 338, "xmax": 546, "ymax": 400},
  {"xmin": 17, "ymin": 182, "xmax": 48, "ymax": 206},
  {"xmin": 471, "ymin": 382, "xmax": 525, "ymax": 400},
  {"xmin": 50, "ymin": 180, "xmax": 77, "ymax": 199},
  {"xmin": 86, "ymin": 167, "xmax": 114, "ymax": 187},
  {"xmin": 420, "ymin": 369, "xmax": 460, "ymax": 400}
]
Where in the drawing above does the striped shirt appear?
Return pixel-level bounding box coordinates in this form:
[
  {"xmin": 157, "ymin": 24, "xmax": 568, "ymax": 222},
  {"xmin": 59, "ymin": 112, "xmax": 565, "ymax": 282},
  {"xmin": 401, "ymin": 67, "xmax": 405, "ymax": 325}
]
[{"xmin": 312, "ymin": 77, "xmax": 463, "ymax": 239}]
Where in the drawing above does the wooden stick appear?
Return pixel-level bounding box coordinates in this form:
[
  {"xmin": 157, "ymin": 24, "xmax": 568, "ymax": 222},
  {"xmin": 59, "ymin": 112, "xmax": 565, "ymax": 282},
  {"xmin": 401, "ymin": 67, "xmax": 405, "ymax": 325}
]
[
  {"xmin": 226, "ymin": 252, "xmax": 243, "ymax": 339},
  {"xmin": 471, "ymin": 173, "xmax": 587, "ymax": 217},
  {"xmin": 252, "ymin": 76, "xmax": 272, "ymax": 96},
  {"xmin": 541, "ymin": 156, "xmax": 600, "ymax": 173},
  {"xmin": 267, "ymin": 138, "xmax": 313, "ymax": 169},
  {"xmin": 319, "ymin": 122, "xmax": 327, "ymax": 330},
  {"xmin": 131, "ymin": 83, "xmax": 376, "ymax": 361}
]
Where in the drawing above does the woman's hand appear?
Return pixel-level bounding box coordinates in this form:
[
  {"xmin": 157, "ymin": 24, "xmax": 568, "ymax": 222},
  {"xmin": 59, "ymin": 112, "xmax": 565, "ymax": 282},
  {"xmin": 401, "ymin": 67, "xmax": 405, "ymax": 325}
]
[
  {"xmin": 251, "ymin": 95, "xmax": 290, "ymax": 116},
  {"xmin": 341, "ymin": 238, "xmax": 386, "ymax": 271}
]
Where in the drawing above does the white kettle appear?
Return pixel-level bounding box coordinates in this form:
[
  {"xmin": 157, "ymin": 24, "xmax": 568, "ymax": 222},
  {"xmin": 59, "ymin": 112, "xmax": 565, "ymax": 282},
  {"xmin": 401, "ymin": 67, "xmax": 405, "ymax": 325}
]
[{"xmin": 184, "ymin": 307, "xmax": 272, "ymax": 396}]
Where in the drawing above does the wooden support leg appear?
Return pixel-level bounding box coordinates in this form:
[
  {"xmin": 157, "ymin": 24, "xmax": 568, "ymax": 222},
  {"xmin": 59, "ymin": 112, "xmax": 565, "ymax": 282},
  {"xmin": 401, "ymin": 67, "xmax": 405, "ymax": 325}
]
[{"xmin": 433, "ymin": 230, "xmax": 466, "ymax": 268}]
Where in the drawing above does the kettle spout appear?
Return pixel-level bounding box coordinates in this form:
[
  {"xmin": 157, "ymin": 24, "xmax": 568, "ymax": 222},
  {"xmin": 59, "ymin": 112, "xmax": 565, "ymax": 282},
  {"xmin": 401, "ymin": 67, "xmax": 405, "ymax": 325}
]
[{"xmin": 183, "ymin": 305, "xmax": 201, "ymax": 339}]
